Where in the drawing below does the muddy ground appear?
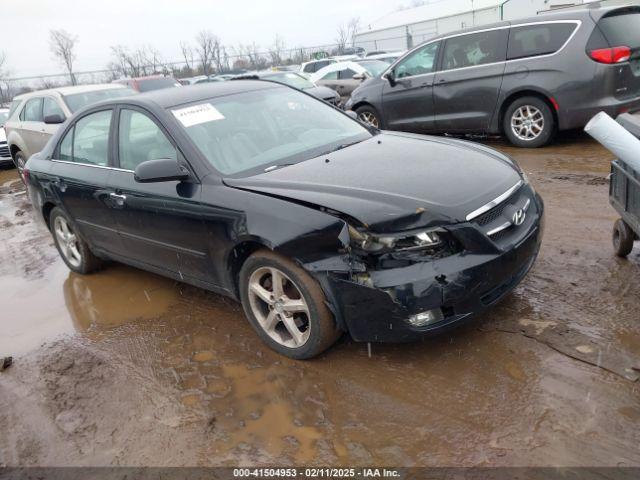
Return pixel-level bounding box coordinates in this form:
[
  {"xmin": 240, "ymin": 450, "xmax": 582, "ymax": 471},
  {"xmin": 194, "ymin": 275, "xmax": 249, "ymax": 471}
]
[{"xmin": 0, "ymin": 134, "xmax": 639, "ymax": 467}]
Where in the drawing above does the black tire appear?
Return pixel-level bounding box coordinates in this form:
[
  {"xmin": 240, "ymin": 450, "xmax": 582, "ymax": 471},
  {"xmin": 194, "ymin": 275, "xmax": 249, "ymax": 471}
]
[
  {"xmin": 503, "ymin": 96, "xmax": 555, "ymax": 148},
  {"xmin": 239, "ymin": 250, "xmax": 342, "ymax": 359},
  {"xmin": 613, "ymin": 218, "xmax": 635, "ymax": 258},
  {"xmin": 50, "ymin": 207, "xmax": 103, "ymax": 274},
  {"xmin": 14, "ymin": 151, "xmax": 27, "ymax": 183},
  {"xmin": 355, "ymin": 105, "xmax": 382, "ymax": 129}
]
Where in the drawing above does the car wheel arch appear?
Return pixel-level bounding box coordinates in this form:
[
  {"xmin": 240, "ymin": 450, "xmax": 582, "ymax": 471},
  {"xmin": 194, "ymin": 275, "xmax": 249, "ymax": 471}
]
[
  {"xmin": 228, "ymin": 239, "xmax": 274, "ymax": 298},
  {"xmin": 42, "ymin": 201, "xmax": 57, "ymax": 230},
  {"xmin": 10, "ymin": 144, "xmax": 22, "ymax": 160},
  {"xmin": 499, "ymin": 90, "xmax": 558, "ymax": 135}
]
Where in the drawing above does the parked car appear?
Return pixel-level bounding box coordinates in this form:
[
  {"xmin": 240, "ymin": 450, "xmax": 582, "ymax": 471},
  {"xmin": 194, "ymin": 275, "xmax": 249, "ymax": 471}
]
[
  {"xmin": 346, "ymin": 4, "xmax": 640, "ymax": 147},
  {"xmin": 235, "ymin": 71, "xmax": 341, "ymax": 106},
  {"xmin": 23, "ymin": 80, "xmax": 543, "ymax": 359},
  {"xmin": 310, "ymin": 60, "xmax": 389, "ymax": 97},
  {"xmin": 4, "ymin": 84, "xmax": 136, "ymax": 179},
  {"xmin": 114, "ymin": 75, "xmax": 181, "ymax": 92},
  {"xmin": 178, "ymin": 75, "xmax": 210, "ymax": 86},
  {"xmin": 0, "ymin": 108, "xmax": 11, "ymax": 166},
  {"xmin": 300, "ymin": 59, "xmax": 336, "ymax": 75},
  {"xmin": 365, "ymin": 51, "xmax": 405, "ymax": 64}
]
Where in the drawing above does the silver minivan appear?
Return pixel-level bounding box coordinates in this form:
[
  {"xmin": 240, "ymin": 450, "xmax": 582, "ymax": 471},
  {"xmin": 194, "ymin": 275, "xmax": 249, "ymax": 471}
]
[{"xmin": 4, "ymin": 84, "xmax": 135, "ymax": 179}]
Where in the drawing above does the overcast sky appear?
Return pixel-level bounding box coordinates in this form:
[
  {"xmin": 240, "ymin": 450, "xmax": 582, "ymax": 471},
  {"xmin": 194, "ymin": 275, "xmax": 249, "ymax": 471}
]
[{"xmin": 3, "ymin": 0, "xmax": 413, "ymax": 79}]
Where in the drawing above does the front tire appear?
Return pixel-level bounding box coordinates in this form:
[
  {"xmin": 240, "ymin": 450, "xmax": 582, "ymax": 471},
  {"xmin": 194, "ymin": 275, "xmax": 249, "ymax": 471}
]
[
  {"xmin": 50, "ymin": 207, "xmax": 103, "ymax": 274},
  {"xmin": 503, "ymin": 97, "xmax": 555, "ymax": 148},
  {"xmin": 239, "ymin": 250, "xmax": 342, "ymax": 359},
  {"xmin": 14, "ymin": 151, "xmax": 27, "ymax": 183},
  {"xmin": 613, "ymin": 218, "xmax": 635, "ymax": 258},
  {"xmin": 355, "ymin": 105, "xmax": 382, "ymax": 129}
]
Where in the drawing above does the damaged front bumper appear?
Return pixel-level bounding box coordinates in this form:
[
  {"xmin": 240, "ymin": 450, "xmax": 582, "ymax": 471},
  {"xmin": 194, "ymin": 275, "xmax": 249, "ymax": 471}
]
[{"xmin": 309, "ymin": 191, "xmax": 544, "ymax": 343}]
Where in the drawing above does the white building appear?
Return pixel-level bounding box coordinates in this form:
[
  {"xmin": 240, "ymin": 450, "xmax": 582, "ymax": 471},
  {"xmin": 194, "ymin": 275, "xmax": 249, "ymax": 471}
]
[{"xmin": 354, "ymin": 0, "xmax": 597, "ymax": 53}]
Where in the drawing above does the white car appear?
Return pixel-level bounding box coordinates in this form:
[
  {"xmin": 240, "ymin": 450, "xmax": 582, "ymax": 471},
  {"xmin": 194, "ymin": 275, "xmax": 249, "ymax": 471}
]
[
  {"xmin": 300, "ymin": 59, "xmax": 336, "ymax": 75},
  {"xmin": 310, "ymin": 60, "xmax": 389, "ymax": 97},
  {"xmin": 365, "ymin": 51, "xmax": 406, "ymax": 64},
  {"xmin": 4, "ymin": 84, "xmax": 135, "ymax": 179},
  {"xmin": 0, "ymin": 108, "xmax": 11, "ymax": 166}
]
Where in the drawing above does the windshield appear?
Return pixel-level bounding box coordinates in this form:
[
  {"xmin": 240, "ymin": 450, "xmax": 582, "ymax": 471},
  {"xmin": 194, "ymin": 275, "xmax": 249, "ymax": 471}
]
[
  {"xmin": 356, "ymin": 60, "xmax": 389, "ymax": 77},
  {"xmin": 172, "ymin": 86, "xmax": 371, "ymax": 176},
  {"xmin": 262, "ymin": 72, "xmax": 315, "ymax": 90},
  {"xmin": 64, "ymin": 88, "xmax": 136, "ymax": 112},
  {"xmin": 0, "ymin": 111, "xmax": 8, "ymax": 124}
]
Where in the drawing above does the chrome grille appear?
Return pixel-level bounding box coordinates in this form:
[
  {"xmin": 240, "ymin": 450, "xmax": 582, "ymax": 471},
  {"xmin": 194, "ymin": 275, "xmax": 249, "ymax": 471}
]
[{"xmin": 0, "ymin": 144, "xmax": 10, "ymax": 158}]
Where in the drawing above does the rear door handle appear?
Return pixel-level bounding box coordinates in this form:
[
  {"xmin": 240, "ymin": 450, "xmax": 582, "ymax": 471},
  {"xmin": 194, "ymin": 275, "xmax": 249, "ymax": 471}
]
[{"xmin": 109, "ymin": 193, "xmax": 127, "ymax": 207}]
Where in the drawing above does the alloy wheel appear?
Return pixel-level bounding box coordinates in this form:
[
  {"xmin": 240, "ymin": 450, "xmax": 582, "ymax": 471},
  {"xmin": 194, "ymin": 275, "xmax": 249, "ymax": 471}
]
[
  {"xmin": 54, "ymin": 216, "xmax": 82, "ymax": 268},
  {"xmin": 511, "ymin": 105, "xmax": 545, "ymax": 141},
  {"xmin": 247, "ymin": 266, "xmax": 311, "ymax": 348},
  {"xmin": 358, "ymin": 111, "xmax": 379, "ymax": 128}
]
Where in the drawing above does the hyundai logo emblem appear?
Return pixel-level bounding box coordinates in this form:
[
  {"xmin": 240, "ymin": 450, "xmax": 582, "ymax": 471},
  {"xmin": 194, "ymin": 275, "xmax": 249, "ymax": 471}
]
[{"xmin": 512, "ymin": 209, "xmax": 526, "ymax": 226}]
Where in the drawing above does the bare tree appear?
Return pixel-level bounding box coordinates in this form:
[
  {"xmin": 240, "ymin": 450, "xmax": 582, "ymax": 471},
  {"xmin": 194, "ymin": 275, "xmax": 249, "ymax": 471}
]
[
  {"xmin": 347, "ymin": 17, "xmax": 361, "ymax": 45},
  {"xmin": 180, "ymin": 41, "xmax": 195, "ymax": 74},
  {"xmin": 0, "ymin": 51, "xmax": 11, "ymax": 104},
  {"xmin": 49, "ymin": 29, "xmax": 78, "ymax": 85},
  {"xmin": 268, "ymin": 35, "xmax": 286, "ymax": 66},
  {"xmin": 195, "ymin": 30, "xmax": 217, "ymax": 76},
  {"xmin": 335, "ymin": 24, "xmax": 349, "ymax": 54}
]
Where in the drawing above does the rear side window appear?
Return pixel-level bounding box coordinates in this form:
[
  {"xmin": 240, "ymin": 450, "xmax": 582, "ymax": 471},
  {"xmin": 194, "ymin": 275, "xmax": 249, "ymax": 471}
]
[
  {"xmin": 118, "ymin": 109, "xmax": 177, "ymax": 170},
  {"xmin": 321, "ymin": 71, "xmax": 338, "ymax": 80},
  {"xmin": 442, "ymin": 30, "xmax": 507, "ymax": 70},
  {"xmin": 20, "ymin": 98, "xmax": 43, "ymax": 122},
  {"xmin": 57, "ymin": 110, "xmax": 112, "ymax": 166},
  {"xmin": 594, "ymin": 10, "xmax": 640, "ymax": 48},
  {"xmin": 508, "ymin": 23, "xmax": 577, "ymax": 60}
]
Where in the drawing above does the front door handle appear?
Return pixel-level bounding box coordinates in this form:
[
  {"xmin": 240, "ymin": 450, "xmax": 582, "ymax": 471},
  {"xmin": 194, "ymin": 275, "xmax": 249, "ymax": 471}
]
[{"xmin": 109, "ymin": 193, "xmax": 127, "ymax": 207}]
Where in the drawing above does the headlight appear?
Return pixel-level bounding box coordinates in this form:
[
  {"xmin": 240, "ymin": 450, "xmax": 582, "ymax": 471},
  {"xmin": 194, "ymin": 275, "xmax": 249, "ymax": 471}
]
[{"xmin": 348, "ymin": 225, "xmax": 444, "ymax": 253}]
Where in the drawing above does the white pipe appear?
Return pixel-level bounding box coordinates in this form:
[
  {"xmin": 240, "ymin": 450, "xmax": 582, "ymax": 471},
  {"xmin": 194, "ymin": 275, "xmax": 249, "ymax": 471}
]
[{"xmin": 585, "ymin": 112, "xmax": 640, "ymax": 171}]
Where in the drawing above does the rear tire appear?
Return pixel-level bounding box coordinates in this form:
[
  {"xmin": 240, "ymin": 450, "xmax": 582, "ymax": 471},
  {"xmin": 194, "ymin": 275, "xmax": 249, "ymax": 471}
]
[
  {"xmin": 50, "ymin": 207, "xmax": 103, "ymax": 274},
  {"xmin": 613, "ymin": 218, "xmax": 635, "ymax": 258},
  {"xmin": 503, "ymin": 97, "xmax": 555, "ymax": 148},
  {"xmin": 239, "ymin": 250, "xmax": 342, "ymax": 359},
  {"xmin": 355, "ymin": 105, "xmax": 382, "ymax": 129}
]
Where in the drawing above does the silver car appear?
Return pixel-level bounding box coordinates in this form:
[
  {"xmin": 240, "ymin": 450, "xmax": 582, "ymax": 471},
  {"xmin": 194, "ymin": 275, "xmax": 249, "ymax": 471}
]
[{"xmin": 4, "ymin": 84, "xmax": 135, "ymax": 179}]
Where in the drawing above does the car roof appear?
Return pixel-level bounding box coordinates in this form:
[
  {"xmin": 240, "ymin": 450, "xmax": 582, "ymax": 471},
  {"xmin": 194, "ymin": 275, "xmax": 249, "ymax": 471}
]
[
  {"xmin": 108, "ymin": 80, "xmax": 283, "ymax": 110},
  {"xmin": 14, "ymin": 83, "xmax": 128, "ymax": 101}
]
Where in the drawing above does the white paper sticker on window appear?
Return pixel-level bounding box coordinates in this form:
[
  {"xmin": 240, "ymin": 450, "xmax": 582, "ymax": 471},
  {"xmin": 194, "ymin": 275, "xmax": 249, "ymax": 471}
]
[{"xmin": 172, "ymin": 103, "xmax": 224, "ymax": 127}]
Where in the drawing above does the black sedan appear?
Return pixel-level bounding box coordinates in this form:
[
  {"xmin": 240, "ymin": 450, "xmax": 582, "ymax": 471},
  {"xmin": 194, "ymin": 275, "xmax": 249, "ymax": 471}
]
[{"xmin": 24, "ymin": 81, "xmax": 543, "ymax": 359}]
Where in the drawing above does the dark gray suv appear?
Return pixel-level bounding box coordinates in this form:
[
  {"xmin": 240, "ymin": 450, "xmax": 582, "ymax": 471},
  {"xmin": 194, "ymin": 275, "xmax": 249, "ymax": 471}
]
[{"xmin": 345, "ymin": 4, "xmax": 640, "ymax": 147}]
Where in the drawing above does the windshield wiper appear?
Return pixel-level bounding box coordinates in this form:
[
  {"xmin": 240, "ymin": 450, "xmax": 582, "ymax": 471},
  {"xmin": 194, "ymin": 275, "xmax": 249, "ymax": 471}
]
[
  {"xmin": 319, "ymin": 139, "xmax": 365, "ymax": 157},
  {"xmin": 264, "ymin": 163, "xmax": 295, "ymax": 173}
]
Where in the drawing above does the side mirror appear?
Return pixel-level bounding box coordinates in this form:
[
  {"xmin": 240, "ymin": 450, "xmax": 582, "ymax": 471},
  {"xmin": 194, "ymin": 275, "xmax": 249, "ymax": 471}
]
[
  {"xmin": 44, "ymin": 114, "xmax": 65, "ymax": 124},
  {"xmin": 384, "ymin": 70, "xmax": 397, "ymax": 87},
  {"xmin": 345, "ymin": 110, "xmax": 358, "ymax": 121},
  {"xmin": 134, "ymin": 158, "xmax": 190, "ymax": 183},
  {"xmin": 352, "ymin": 73, "xmax": 365, "ymax": 81}
]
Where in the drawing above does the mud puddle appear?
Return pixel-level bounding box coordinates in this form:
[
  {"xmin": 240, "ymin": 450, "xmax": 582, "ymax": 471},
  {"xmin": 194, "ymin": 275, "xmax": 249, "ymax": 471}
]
[{"xmin": 1, "ymin": 137, "xmax": 640, "ymax": 467}]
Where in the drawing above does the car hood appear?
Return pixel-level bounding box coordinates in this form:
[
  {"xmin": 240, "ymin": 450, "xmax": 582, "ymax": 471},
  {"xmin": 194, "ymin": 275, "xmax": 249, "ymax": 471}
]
[
  {"xmin": 224, "ymin": 132, "xmax": 523, "ymax": 233},
  {"xmin": 304, "ymin": 85, "xmax": 339, "ymax": 101}
]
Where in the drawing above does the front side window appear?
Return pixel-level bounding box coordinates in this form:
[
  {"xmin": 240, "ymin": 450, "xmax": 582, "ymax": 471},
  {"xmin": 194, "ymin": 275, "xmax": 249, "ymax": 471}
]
[
  {"xmin": 172, "ymin": 86, "xmax": 371, "ymax": 176},
  {"xmin": 321, "ymin": 71, "xmax": 339, "ymax": 80},
  {"xmin": 21, "ymin": 98, "xmax": 43, "ymax": 122},
  {"xmin": 338, "ymin": 68, "xmax": 357, "ymax": 80},
  {"xmin": 442, "ymin": 30, "xmax": 506, "ymax": 70},
  {"xmin": 119, "ymin": 109, "xmax": 177, "ymax": 171},
  {"xmin": 43, "ymin": 98, "xmax": 66, "ymax": 120},
  {"xmin": 395, "ymin": 42, "xmax": 440, "ymax": 78},
  {"xmin": 507, "ymin": 23, "xmax": 577, "ymax": 60},
  {"xmin": 57, "ymin": 110, "xmax": 112, "ymax": 166}
]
